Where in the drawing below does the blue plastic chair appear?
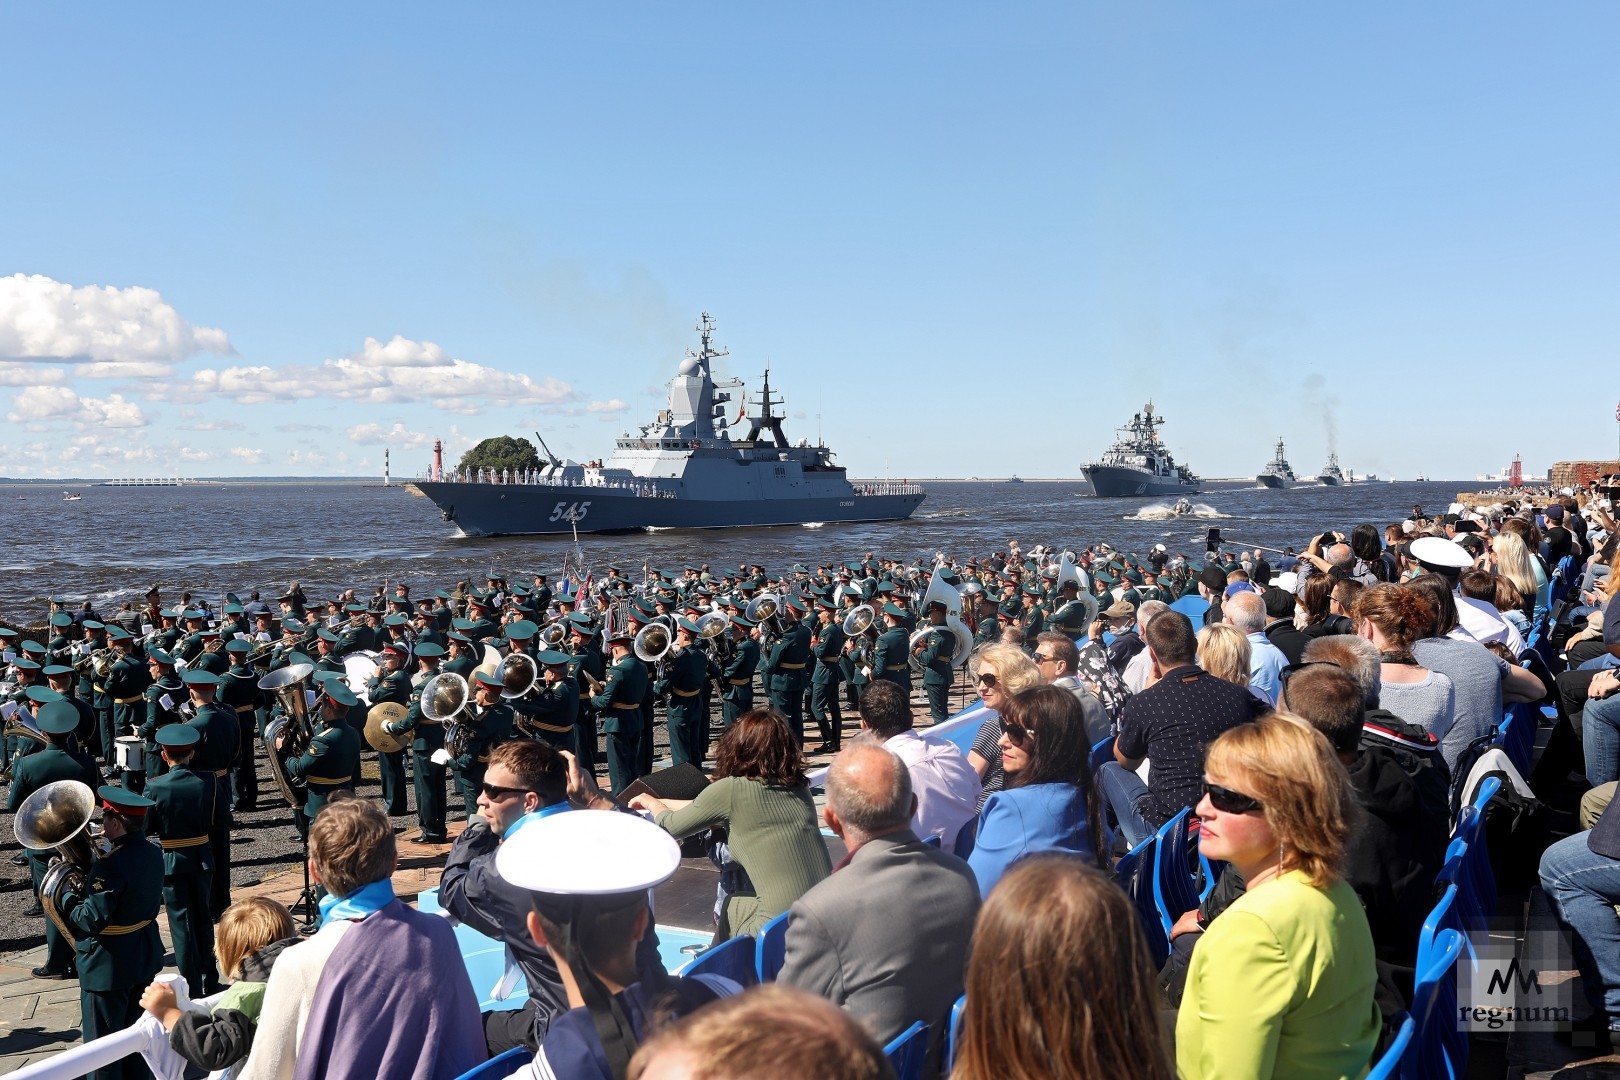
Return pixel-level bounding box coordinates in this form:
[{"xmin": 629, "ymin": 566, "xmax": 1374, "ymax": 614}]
[
  {"xmin": 454, "ymin": 1047, "xmax": 533, "ymax": 1080},
  {"xmin": 947, "ymin": 994, "xmax": 967, "ymax": 1073},
  {"xmin": 1417, "ymin": 882, "xmax": 1470, "ymax": 969},
  {"xmin": 921, "ymin": 833, "xmax": 942, "ymax": 849},
  {"xmin": 755, "ymin": 912, "xmax": 790, "ymax": 983},
  {"xmin": 1151, "ymin": 808, "xmax": 1201, "ymax": 937},
  {"xmin": 682, "ymin": 933, "xmax": 757, "ymax": 986},
  {"xmin": 1365, "ymin": 1013, "xmax": 1415, "ymax": 1080},
  {"xmin": 1088, "ymin": 735, "xmax": 1116, "ymax": 773},
  {"xmin": 1494, "ymin": 704, "xmax": 1536, "ymax": 776},
  {"xmin": 1170, "ymin": 594, "xmax": 1211, "ymax": 620},
  {"xmin": 882, "ymin": 1021, "xmax": 929, "ymax": 1080},
  {"xmin": 1114, "ymin": 833, "xmax": 1168, "ymax": 965},
  {"xmin": 1410, "ymin": 928, "xmax": 1470, "ymax": 1079}
]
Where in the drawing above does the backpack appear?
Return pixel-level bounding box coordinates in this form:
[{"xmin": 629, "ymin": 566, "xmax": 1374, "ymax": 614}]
[{"xmin": 1453, "ymin": 743, "xmax": 1547, "ymax": 893}]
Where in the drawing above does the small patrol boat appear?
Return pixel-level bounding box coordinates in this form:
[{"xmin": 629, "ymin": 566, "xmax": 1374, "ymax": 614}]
[
  {"xmin": 1256, "ymin": 437, "xmax": 1296, "ymax": 489},
  {"xmin": 62, "ymin": 491, "xmax": 82, "ymax": 502},
  {"xmin": 1082, "ymin": 401, "xmax": 1201, "ymax": 498},
  {"xmin": 1318, "ymin": 453, "xmax": 1346, "ymax": 487},
  {"xmin": 410, "ymin": 313, "xmax": 926, "ymax": 537}
]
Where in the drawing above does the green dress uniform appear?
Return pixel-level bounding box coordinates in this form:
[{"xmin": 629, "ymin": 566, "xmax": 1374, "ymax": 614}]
[
  {"xmin": 809, "ymin": 620, "xmax": 846, "ymax": 749},
  {"xmin": 916, "ymin": 624, "xmax": 957, "ymax": 723},
  {"xmin": 443, "ymin": 648, "xmax": 478, "ymax": 680},
  {"xmin": 185, "ymin": 700, "xmax": 240, "ymax": 918},
  {"xmin": 220, "ymin": 660, "xmax": 262, "ymax": 810},
  {"xmin": 1018, "ymin": 601, "xmax": 1045, "ymax": 641},
  {"xmin": 465, "ymin": 616, "xmax": 499, "ymax": 645},
  {"xmin": 138, "ymin": 675, "xmax": 185, "ymax": 792},
  {"xmin": 191, "ymin": 646, "xmax": 229, "ymax": 676},
  {"xmin": 567, "ymin": 643, "xmax": 606, "ymax": 771},
  {"xmin": 7, "ymin": 743, "xmax": 101, "ymax": 975},
  {"xmin": 1045, "ymin": 598, "xmax": 1089, "ymax": 641},
  {"xmin": 589, "ymin": 653, "xmax": 648, "ymax": 794},
  {"xmin": 511, "ymin": 677, "xmax": 579, "ymax": 750},
  {"xmin": 450, "ymin": 700, "xmax": 511, "ymax": 814},
  {"xmin": 389, "ymin": 670, "xmax": 448, "ymax": 840},
  {"xmin": 871, "ymin": 626, "xmax": 912, "ymax": 695},
  {"xmin": 143, "ymin": 762, "xmax": 224, "ymax": 995},
  {"xmin": 105, "ymin": 654, "xmax": 149, "ymax": 776},
  {"xmin": 763, "ymin": 620, "xmax": 813, "ymax": 744},
  {"xmin": 720, "ymin": 637, "xmax": 759, "ymax": 729},
  {"xmin": 61, "ymin": 826, "xmax": 164, "ymax": 1080},
  {"xmin": 175, "ymin": 631, "xmax": 204, "ymax": 666},
  {"xmin": 286, "ymin": 715, "xmax": 362, "ymax": 830},
  {"xmin": 655, "ymin": 646, "xmax": 709, "ymax": 768},
  {"xmin": 368, "ymin": 668, "xmax": 413, "ymax": 816}
]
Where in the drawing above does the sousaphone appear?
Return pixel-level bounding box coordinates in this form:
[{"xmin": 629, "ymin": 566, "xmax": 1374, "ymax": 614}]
[
  {"xmin": 1053, "ymin": 552, "xmax": 1099, "ymax": 628},
  {"xmin": 258, "ymin": 663, "xmax": 315, "ymax": 808},
  {"xmin": 420, "ymin": 670, "xmax": 470, "ymax": 727}
]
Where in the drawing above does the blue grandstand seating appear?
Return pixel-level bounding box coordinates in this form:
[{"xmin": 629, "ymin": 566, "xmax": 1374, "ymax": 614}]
[
  {"xmin": 755, "ymin": 912, "xmax": 790, "ymax": 983},
  {"xmin": 1410, "ymin": 928, "xmax": 1470, "ymax": 1078},
  {"xmin": 882, "ymin": 1021, "xmax": 930, "ymax": 1080},
  {"xmin": 682, "ymin": 933, "xmax": 757, "ymax": 986},
  {"xmin": 1151, "ymin": 808, "xmax": 1201, "ymax": 938},
  {"xmin": 1114, "ymin": 833, "xmax": 1168, "ymax": 965},
  {"xmin": 1364, "ymin": 1013, "xmax": 1415, "ymax": 1080},
  {"xmin": 948, "ymin": 994, "xmax": 967, "ymax": 1072},
  {"xmin": 453, "ymin": 1047, "xmax": 533, "ymax": 1080}
]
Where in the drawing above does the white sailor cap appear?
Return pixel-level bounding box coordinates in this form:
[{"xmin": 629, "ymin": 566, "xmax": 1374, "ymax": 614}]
[
  {"xmin": 1409, "ymin": 536, "xmax": 1474, "ymax": 571},
  {"xmin": 1272, "ymin": 571, "xmax": 1299, "ymax": 594},
  {"xmin": 495, "ymin": 810, "xmax": 681, "ymax": 897}
]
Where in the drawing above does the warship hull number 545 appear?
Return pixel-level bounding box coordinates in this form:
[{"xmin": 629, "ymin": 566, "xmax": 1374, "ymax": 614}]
[{"xmin": 409, "ymin": 314, "xmax": 925, "ymax": 537}]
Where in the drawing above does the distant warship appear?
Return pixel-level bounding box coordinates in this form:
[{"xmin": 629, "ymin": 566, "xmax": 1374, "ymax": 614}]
[
  {"xmin": 411, "ymin": 313, "xmax": 925, "ymax": 536},
  {"xmin": 1082, "ymin": 402, "xmax": 1201, "ymax": 498},
  {"xmin": 1318, "ymin": 452, "xmax": 1346, "ymax": 487},
  {"xmin": 1257, "ymin": 438, "xmax": 1296, "ymax": 489}
]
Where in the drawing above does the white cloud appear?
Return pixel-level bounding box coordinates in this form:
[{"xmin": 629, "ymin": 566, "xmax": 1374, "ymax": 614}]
[
  {"xmin": 0, "ymin": 365, "xmax": 66, "ymax": 386},
  {"xmin": 179, "ymin": 447, "xmax": 214, "ymax": 462},
  {"xmin": 346, "ymin": 421, "xmax": 435, "ymax": 448},
  {"xmin": 5, "ymin": 385, "xmax": 147, "ymax": 429},
  {"xmin": 183, "ymin": 335, "xmax": 581, "ymax": 415},
  {"xmin": 288, "ymin": 448, "xmax": 325, "ymax": 466},
  {"xmin": 587, "ymin": 399, "xmax": 628, "ymax": 414},
  {"xmin": 0, "ymin": 274, "xmax": 233, "ymax": 378},
  {"xmin": 230, "ymin": 447, "xmax": 265, "ymax": 464}
]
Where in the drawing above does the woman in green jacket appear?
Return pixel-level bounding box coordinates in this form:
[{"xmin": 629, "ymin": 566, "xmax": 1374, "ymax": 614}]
[
  {"xmin": 1177, "ymin": 714, "xmax": 1382, "ymax": 1080},
  {"xmin": 632, "ymin": 708, "xmax": 830, "ymax": 939}
]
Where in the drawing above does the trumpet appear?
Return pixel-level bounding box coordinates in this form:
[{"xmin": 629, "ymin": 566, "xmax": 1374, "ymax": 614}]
[{"xmin": 74, "ymin": 646, "xmax": 118, "ymax": 679}]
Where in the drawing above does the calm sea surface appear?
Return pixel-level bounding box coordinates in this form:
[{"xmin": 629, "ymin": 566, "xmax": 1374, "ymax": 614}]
[{"xmin": 0, "ymin": 479, "xmax": 1493, "ymax": 618}]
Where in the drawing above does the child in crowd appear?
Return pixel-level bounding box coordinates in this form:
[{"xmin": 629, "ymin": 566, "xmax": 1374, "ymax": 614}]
[{"xmin": 140, "ymin": 897, "xmax": 298, "ymax": 1078}]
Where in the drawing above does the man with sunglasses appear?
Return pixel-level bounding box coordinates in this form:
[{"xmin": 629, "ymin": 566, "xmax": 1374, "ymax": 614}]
[{"xmin": 1032, "ymin": 632, "xmax": 1112, "ymax": 746}]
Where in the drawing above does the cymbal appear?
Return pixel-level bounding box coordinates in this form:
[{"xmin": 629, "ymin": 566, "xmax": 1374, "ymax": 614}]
[{"xmin": 365, "ymin": 701, "xmax": 410, "ymax": 753}]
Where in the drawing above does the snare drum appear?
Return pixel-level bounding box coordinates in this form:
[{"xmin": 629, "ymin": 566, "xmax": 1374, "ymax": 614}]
[{"xmin": 115, "ymin": 735, "xmax": 144, "ymax": 772}]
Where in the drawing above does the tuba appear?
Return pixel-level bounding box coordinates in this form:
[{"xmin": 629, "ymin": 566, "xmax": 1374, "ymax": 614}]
[
  {"xmin": 842, "ymin": 604, "xmax": 876, "ymax": 637},
  {"xmin": 918, "ymin": 569, "xmax": 974, "ymax": 669},
  {"xmin": 421, "ymin": 671, "xmax": 471, "ymax": 756},
  {"xmin": 745, "ymin": 592, "xmax": 783, "ymax": 649},
  {"xmin": 634, "ymin": 621, "xmax": 674, "ymax": 665},
  {"xmin": 15, "ymin": 780, "xmax": 100, "ymax": 947},
  {"xmin": 1050, "ymin": 552, "xmax": 1099, "ymax": 630},
  {"xmin": 495, "ymin": 651, "xmax": 539, "ymax": 700},
  {"xmin": 258, "ymin": 663, "xmax": 315, "ymax": 808},
  {"xmin": 538, "ymin": 620, "xmax": 568, "ymax": 649}
]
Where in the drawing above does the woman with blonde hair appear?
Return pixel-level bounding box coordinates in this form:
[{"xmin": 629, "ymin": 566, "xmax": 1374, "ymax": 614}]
[
  {"xmin": 1195, "ymin": 623, "xmax": 1272, "ymax": 704},
  {"xmin": 952, "ymin": 854, "xmax": 1174, "ymax": 1080},
  {"xmin": 1178, "ymin": 715, "xmax": 1381, "ymax": 1080},
  {"xmin": 1491, "ymin": 529, "xmax": 1546, "ymax": 625},
  {"xmin": 965, "ymin": 643, "xmax": 1041, "ymax": 808}
]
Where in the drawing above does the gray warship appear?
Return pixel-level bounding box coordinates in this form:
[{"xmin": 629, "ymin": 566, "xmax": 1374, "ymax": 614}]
[
  {"xmin": 1257, "ymin": 437, "xmax": 1297, "ymax": 489},
  {"xmin": 409, "ymin": 313, "xmax": 925, "ymax": 537},
  {"xmin": 1082, "ymin": 401, "xmax": 1201, "ymax": 498},
  {"xmin": 1317, "ymin": 452, "xmax": 1346, "ymax": 487}
]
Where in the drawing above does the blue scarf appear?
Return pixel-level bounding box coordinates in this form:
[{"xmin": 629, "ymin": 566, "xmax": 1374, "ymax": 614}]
[
  {"xmin": 318, "ymin": 878, "xmax": 396, "ymax": 927},
  {"xmin": 501, "ymin": 800, "xmax": 571, "ymax": 840}
]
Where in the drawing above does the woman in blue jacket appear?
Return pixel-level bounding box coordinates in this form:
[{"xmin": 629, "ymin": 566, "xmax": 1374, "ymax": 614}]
[{"xmin": 967, "ymin": 685, "xmax": 1106, "ymax": 897}]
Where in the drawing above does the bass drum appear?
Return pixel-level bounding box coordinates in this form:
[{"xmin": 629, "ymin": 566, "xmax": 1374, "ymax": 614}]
[{"xmin": 344, "ymin": 651, "xmax": 379, "ymax": 706}]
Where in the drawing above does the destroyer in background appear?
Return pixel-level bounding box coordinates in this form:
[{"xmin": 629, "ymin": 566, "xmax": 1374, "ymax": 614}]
[
  {"xmin": 409, "ymin": 313, "xmax": 924, "ymax": 537},
  {"xmin": 1257, "ymin": 437, "xmax": 1297, "ymax": 489},
  {"xmin": 1317, "ymin": 452, "xmax": 1346, "ymax": 487},
  {"xmin": 1082, "ymin": 401, "xmax": 1201, "ymax": 498}
]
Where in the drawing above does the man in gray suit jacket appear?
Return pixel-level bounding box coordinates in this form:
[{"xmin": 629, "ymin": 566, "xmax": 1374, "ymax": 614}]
[{"xmin": 778, "ymin": 739, "xmax": 980, "ymax": 1055}]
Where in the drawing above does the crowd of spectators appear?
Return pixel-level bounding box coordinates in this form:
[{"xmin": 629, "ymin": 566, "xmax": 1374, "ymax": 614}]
[{"xmin": 131, "ymin": 489, "xmax": 1620, "ymax": 1077}]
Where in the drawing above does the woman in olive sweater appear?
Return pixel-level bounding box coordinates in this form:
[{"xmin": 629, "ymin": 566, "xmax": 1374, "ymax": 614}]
[{"xmin": 631, "ymin": 709, "xmax": 830, "ymax": 939}]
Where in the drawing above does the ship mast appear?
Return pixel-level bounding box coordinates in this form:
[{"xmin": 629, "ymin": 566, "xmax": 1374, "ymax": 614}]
[{"xmin": 744, "ymin": 367, "xmax": 790, "ymax": 448}]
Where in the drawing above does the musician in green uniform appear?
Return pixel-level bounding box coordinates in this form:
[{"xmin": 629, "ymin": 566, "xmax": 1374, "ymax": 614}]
[
  {"xmin": 101, "ymin": 628, "xmax": 149, "ymax": 783},
  {"xmin": 443, "ymin": 629, "xmax": 479, "ymax": 678},
  {"xmin": 284, "ymin": 682, "xmax": 362, "ymax": 835},
  {"xmin": 218, "ymin": 638, "xmax": 261, "ymax": 811},
  {"xmin": 1044, "ymin": 578, "xmax": 1092, "ymax": 641},
  {"xmin": 312, "ymin": 628, "xmax": 346, "ymax": 675},
  {"xmin": 972, "ymin": 591, "xmax": 1002, "ymax": 648},
  {"xmin": 808, "ymin": 598, "xmax": 846, "ymax": 752},
  {"xmin": 181, "ymin": 669, "xmax": 239, "ymax": 918},
  {"xmin": 656, "ymin": 619, "xmax": 709, "ymax": 767},
  {"xmin": 44, "ymin": 664, "xmax": 98, "ymax": 754},
  {"xmin": 175, "ymin": 610, "xmax": 207, "ymax": 666},
  {"xmin": 59, "ymin": 786, "xmax": 164, "ymax": 1080},
  {"xmin": 46, "ymin": 610, "xmax": 79, "ymax": 670},
  {"xmin": 8, "ymin": 701, "xmax": 101, "ymax": 979},
  {"xmin": 378, "ymin": 642, "xmax": 446, "ymax": 841},
  {"xmin": 763, "ymin": 598, "xmax": 813, "ymax": 745},
  {"xmin": 190, "ymin": 626, "xmax": 229, "ymax": 676},
  {"xmin": 871, "ymin": 603, "xmax": 913, "ymax": 695},
  {"xmin": 714, "ymin": 615, "xmax": 761, "ymax": 736},
  {"xmin": 77, "ymin": 619, "xmax": 112, "ymax": 760},
  {"xmin": 566, "ymin": 617, "xmax": 606, "ymax": 771},
  {"xmin": 915, "ymin": 600, "xmax": 958, "ymax": 724},
  {"xmin": 411, "ymin": 603, "xmax": 445, "ymax": 650},
  {"xmin": 138, "ymin": 649, "xmax": 185, "ymax": 793},
  {"xmin": 367, "ymin": 643, "xmax": 414, "ymax": 816},
  {"xmin": 511, "ymin": 648, "xmax": 578, "ymax": 750},
  {"xmin": 3, "ymin": 656, "xmax": 44, "ymax": 779},
  {"xmin": 464, "ymin": 594, "xmax": 500, "ymax": 645},
  {"xmin": 589, "ymin": 618, "xmax": 648, "ymax": 794},
  {"xmin": 144, "ymin": 724, "xmax": 224, "ymax": 995},
  {"xmin": 447, "ymin": 671, "xmax": 512, "ymax": 815},
  {"xmin": 1018, "ymin": 584, "xmax": 1046, "ymax": 642}
]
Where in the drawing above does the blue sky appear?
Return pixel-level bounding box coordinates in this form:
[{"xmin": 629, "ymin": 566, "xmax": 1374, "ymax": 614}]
[{"xmin": 2, "ymin": 4, "xmax": 1617, "ymax": 481}]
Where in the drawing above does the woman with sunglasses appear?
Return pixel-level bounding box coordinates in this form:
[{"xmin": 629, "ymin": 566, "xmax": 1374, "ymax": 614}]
[
  {"xmin": 965, "ymin": 644, "xmax": 1041, "ymax": 810},
  {"xmin": 965, "ymin": 685, "xmax": 1107, "ymax": 899},
  {"xmin": 631, "ymin": 708, "xmax": 831, "ymax": 939},
  {"xmin": 1177, "ymin": 715, "xmax": 1380, "ymax": 1080}
]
